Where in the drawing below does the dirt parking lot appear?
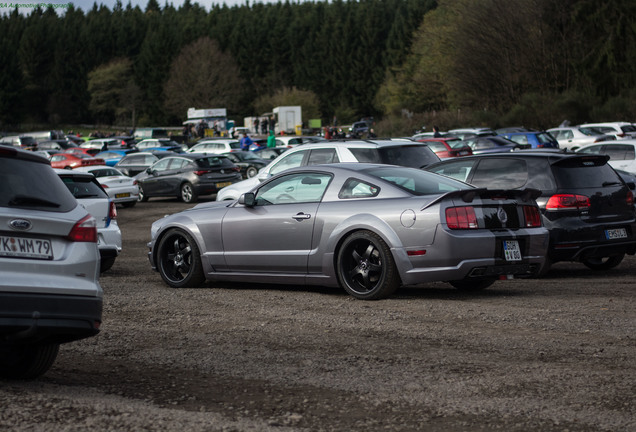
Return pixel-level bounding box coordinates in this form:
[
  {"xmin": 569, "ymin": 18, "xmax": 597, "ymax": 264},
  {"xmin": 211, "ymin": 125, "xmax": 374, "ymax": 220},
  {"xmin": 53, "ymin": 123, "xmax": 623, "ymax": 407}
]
[{"xmin": 1, "ymin": 198, "xmax": 635, "ymax": 431}]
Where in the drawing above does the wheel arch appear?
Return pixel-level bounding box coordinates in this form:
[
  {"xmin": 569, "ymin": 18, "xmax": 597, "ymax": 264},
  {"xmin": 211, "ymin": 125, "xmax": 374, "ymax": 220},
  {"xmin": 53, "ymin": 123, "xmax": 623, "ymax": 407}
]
[
  {"xmin": 326, "ymin": 215, "xmax": 406, "ymax": 283},
  {"xmin": 150, "ymin": 220, "xmax": 205, "ymax": 271}
]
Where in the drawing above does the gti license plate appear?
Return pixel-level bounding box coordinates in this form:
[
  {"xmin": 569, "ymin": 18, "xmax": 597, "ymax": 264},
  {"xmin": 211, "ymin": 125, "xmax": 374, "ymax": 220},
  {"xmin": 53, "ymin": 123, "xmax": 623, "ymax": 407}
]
[
  {"xmin": 0, "ymin": 235, "xmax": 53, "ymax": 259},
  {"xmin": 606, "ymin": 228, "xmax": 627, "ymax": 240},
  {"xmin": 216, "ymin": 182, "xmax": 232, "ymax": 188},
  {"xmin": 503, "ymin": 240, "xmax": 521, "ymax": 261},
  {"xmin": 115, "ymin": 193, "xmax": 130, "ymax": 198}
]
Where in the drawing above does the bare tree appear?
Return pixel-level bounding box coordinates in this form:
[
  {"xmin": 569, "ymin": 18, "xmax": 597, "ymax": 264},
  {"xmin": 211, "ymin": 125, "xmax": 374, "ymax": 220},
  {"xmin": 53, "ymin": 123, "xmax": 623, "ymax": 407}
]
[{"xmin": 163, "ymin": 37, "xmax": 245, "ymax": 118}]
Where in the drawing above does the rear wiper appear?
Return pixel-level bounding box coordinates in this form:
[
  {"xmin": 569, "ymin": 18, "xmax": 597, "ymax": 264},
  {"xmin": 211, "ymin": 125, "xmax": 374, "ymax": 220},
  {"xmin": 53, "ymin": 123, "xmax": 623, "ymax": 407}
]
[
  {"xmin": 602, "ymin": 181, "xmax": 622, "ymax": 187},
  {"xmin": 8, "ymin": 195, "xmax": 61, "ymax": 208}
]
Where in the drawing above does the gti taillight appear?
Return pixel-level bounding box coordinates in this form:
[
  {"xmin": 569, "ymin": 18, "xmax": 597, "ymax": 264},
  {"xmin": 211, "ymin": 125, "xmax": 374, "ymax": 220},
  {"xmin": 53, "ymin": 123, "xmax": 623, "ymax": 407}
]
[
  {"xmin": 545, "ymin": 194, "xmax": 590, "ymax": 210},
  {"xmin": 67, "ymin": 215, "xmax": 97, "ymax": 242},
  {"xmin": 446, "ymin": 206, "xmax": 478, "ymax": 229},
  {"xmin": 523, "ymin": 205, "xmax": 542, "ymax": 227},
  {"xmin": 194, "ymin": 170, "xmax": 208, "ymax": 176}
]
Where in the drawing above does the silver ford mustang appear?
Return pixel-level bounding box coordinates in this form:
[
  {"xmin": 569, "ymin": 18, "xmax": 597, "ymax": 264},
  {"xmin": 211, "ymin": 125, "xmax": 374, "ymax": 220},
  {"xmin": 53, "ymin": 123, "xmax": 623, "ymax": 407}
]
[{"xmin": 148, "ymin": 163, "xmax": 549, "ymax": 299}]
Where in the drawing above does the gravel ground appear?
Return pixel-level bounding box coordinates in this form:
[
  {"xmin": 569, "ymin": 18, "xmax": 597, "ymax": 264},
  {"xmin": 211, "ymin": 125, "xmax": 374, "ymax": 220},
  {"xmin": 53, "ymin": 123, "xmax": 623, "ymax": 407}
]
[{"xmin": 1, "ymin": 198, "xmax": 635, "ymax": 431}]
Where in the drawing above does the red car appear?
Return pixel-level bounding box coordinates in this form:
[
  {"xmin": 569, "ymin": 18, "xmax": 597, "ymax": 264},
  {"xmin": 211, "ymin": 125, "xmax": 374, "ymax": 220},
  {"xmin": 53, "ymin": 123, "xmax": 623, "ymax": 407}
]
[
  {"xmin": 417, "ymin": 137, "xmax": 473, "ymax": 158},
  {"xmin": 50, "ymin": 152, "xmax": 105, "ymax": 169},
  {"xmin": 65, "ymin": 147, "xmax": 100, "ymax": 156}
]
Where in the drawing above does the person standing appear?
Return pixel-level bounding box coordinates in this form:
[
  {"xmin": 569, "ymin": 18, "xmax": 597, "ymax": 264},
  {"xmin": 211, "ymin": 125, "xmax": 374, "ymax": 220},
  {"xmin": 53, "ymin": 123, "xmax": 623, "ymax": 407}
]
[
  {"xmin": 240, "ymin": 133, "xmax": 253, "ymax": 151},
  {"xmin": 267, "ymin": 130, "xmax": 276, "ymax": 148}
]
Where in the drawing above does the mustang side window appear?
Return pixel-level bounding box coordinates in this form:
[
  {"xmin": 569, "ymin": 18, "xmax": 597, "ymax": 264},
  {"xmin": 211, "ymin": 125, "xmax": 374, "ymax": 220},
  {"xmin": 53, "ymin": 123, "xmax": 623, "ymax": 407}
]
[
  {"xmin": 255, "ymin": 173, "xmax": 332, "ymax": 205},
  {"xmin": 338, "ymin": 178, "xmax": 380, "ymax": 199}
]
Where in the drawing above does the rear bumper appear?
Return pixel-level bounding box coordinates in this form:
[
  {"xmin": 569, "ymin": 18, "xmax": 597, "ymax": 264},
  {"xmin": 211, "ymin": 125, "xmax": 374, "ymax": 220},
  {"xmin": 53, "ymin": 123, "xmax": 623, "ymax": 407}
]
[{"xmin": 0, "ymin": 292, "xmax": 102, "ymax": 345}]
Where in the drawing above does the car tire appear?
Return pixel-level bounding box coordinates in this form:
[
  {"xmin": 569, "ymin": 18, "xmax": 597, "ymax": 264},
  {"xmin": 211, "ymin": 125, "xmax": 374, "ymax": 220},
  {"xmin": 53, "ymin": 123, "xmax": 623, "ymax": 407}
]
[
  {"xmin": 449, "ymin": 278, "xmax": 496, "ymax": 291},
  {"xmin": 336, "ymin": 230, "xmax": 399, "ymax": 300},
  {"xmin": 156, "ymin": 228, "xmax": 205, "ymax": 288},
  {"xmin": 100, "ymin": 257, "xmax": 116, "ymax": 273},
  {"xmin": 138, "ymin": 185, "xmax": 148, "ymax": 202},
  {"xmin": 0, "ymin": 343, "xmax": 60, "ymax": 380},
  {"xmin": 246, "ymin": 166, "xmax": 259, "ymax": 178},
  {"xmin": 582, "ymin": 254, "xmax": 625, "ymax": 271},
  {"xmin": 180, "ymin": 182, "xmax": 197, "ymax": 203}
]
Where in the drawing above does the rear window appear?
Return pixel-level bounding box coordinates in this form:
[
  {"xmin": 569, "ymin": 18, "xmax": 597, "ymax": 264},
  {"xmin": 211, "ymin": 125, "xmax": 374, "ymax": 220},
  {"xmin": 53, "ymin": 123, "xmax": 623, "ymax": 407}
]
[
  {"xmin": 350, "ymin": 145, "xmax": 439, "ymax": 169},
  {"xmin": 552, "ymin": 157, "xmax": 621, "ymax": 188},
  {"xmin": 60, "ymin": 176, "xmax": 108, "ymax": 199},
  {"xmin": 0, "ymin": 157, "xmax": 77, "ymax": 212},
  {"xmin": 471, "ymin": 158, "xmax": 530, "ymax": 189},
  {"xmin": 363, "ymin": 166, "xmax": 466, "ymax": 195},
  {"xmin": 195, "ymin": 156, "xmax": 235, "ymax": 168}
]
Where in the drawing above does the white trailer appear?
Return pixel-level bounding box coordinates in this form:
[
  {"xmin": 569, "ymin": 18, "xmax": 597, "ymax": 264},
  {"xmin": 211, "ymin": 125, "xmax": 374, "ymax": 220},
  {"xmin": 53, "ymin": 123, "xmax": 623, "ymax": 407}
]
[{"xmin": 273, "ymin": 106, "xmax": 302, "ymax": 135}]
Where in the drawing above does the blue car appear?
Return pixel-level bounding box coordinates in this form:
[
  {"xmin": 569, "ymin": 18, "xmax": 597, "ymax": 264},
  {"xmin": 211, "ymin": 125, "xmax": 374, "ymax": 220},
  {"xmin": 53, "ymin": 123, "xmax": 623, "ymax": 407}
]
[
  {"xmin": 499, "ymin": 131, "xmax": 559, "ymax": 149},
  {"xmin": 95, "ymin": 149, "xmax": 138, "ymax": 166}
]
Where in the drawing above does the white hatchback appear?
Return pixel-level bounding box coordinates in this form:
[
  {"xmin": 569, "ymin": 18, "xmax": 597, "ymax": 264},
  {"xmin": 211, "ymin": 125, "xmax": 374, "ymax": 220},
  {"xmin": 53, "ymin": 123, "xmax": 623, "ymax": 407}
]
[
  {"xmin": 55, "ymin": 169, "xmax": 122, "ymax": 272},
  {"xmin": 73, "ymin": 166, "xmax": 140, "ymax": 208}
]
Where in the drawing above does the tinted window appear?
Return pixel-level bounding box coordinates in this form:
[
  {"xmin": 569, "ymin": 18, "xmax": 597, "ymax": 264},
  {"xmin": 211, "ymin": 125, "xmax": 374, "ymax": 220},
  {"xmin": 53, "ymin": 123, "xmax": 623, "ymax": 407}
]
[
  {"xmin": 364, "ymin": 166, "xmax": 466, "ymax": 195},
  {"xmin": 471, "ymin": 158, "xmax": 529, "ymax": 189},
  {"xmin": 88, "ymin": 168, "xmax": 122, "ymax": 177},
  {"xmin": 195, "ymin": 156, "xmax": 234, "ymax": 168},
  {"xmin": 604, "ymin": 145, "xmax": 635, "ymax": 161},
  {"xmin": 552, "ymin": 159, "xmax": 622, "ymax": 188},
  {"xmin": 351, "ymin": 145, "xmax": 439, "ymax": 168},
  {"xmin": 0, "ymin": 158, "xmax": 77, "ymax": 212},
  {"xmin": 60, "ymin": 176, "xmax": 108, "ymax": 199},
  {"xmin": 427, "ymin": 159, "xmax": 478, "ymax": 182},
  {"xmin": 307, "ymin": 148, "xmax": 338, "ymax": 165}
]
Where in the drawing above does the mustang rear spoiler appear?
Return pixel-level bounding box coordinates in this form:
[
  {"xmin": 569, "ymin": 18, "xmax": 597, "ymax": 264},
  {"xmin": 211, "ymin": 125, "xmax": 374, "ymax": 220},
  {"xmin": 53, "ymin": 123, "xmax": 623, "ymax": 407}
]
[{"xmin": 422, "ymin": 188, "xmax": 541, "ymax": 210}]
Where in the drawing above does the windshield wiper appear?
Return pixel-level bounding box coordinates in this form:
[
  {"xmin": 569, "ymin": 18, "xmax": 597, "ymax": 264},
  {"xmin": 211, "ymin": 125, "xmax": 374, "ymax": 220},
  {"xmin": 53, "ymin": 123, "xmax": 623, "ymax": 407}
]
[{"xmin": 8, "ymin": 195, "xmax": 61, "ymax": 208}]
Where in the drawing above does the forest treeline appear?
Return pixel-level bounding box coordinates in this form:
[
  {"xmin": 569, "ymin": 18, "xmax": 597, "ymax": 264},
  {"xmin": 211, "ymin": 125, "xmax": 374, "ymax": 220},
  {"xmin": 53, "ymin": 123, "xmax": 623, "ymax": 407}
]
[{"xmin": 1, "ymin": 0, "xmax": 635, "ymax": 133}]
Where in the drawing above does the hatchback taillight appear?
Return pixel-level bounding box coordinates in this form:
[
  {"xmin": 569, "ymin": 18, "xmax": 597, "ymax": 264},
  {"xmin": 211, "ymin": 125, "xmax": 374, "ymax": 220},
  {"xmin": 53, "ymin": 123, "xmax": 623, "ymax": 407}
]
[
  {"xmin": 545, "ymin": 194, "xmax": 590, "ymax": 210},
  {"xmin": 446, "ymin": 206, "xmax": 478, "ymax": 229},
  {"xmin": 194, "ymin": 170, "xmax": 209, "ymax": 176},
  {"xmin": 627, "ymin": 190, "xmax": 634, "ymax": 206},
  {"xmin": 67, "ymin": 215, "xmax": 97, "ymax": 242},
  {"xmin": 109, "ymin": 201, "xmax": 117, "ymax": 220},
  {"xmin": 523, "ymin": 205, "xmax": 542, "ymax": 227}
]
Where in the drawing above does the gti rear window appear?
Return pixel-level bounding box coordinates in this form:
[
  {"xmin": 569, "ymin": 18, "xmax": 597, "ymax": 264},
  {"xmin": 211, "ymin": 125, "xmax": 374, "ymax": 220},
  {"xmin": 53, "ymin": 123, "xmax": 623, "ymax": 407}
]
[
  {"xmin": 0, "ymin": 159, "xmax": 77, "ymax": 212},
  {"xmin": 552, "ymin": 163, "xmax": 621, "ymax": 188}
]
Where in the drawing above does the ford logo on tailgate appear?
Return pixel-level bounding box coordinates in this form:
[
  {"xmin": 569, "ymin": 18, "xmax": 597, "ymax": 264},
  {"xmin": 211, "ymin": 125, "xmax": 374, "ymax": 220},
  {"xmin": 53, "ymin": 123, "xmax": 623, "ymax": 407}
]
[{"xmin": 9, "ymin": 219, "xmax": 32, "ymax": 231}]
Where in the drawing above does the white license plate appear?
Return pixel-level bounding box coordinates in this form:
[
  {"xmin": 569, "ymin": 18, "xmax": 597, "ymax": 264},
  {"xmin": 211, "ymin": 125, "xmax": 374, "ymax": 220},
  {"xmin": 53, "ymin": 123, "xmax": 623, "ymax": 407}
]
[
  {"xmin": 115, "ymin": 193, "xmax": 130, "ymax": 198},
  {"xmin": 503, "ymin": 240, "xmax": 522, "ymax": 261},
  {"xmin": 606, "ymin": 228, "xmax": 627, "ymax": 240},
  {"xmin": 0, "ymin": 235, "xmax": 53, "ymax": 259}
]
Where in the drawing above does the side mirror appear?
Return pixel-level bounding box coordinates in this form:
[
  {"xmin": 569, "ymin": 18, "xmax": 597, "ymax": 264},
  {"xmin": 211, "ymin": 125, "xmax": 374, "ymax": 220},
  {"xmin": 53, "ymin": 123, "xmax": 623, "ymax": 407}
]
[{"xmin": 239, "ymin": 192, "xmax": 256, "ymax": 207}]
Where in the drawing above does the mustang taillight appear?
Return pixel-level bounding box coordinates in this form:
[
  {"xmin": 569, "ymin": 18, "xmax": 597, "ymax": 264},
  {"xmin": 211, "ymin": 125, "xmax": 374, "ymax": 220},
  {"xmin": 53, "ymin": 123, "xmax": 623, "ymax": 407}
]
[
  {"xmin": 545, "ymin": 194, "xmax": 590, "ymax": 210},
  {"xmin": 67, "ymin": 215, "xmax": 97, "ymax": 242},
  {"xmin": 523, "ymin": 205, "xmax": 542, "ymax": 227},
  {"xmin": 446, "ymin": 206, "xmax": 478, "ymax": 229}
]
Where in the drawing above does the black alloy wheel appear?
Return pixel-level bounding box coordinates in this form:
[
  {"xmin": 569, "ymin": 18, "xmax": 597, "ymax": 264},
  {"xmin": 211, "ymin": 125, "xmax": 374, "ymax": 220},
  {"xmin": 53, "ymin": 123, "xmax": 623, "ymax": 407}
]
[
  {"xmin": 336, "ymin": 230, "xmax": 399, "ymax": 300},
  {"xmin": 156, "ymin": 228, "xmax": 205, "ymax": 288}
]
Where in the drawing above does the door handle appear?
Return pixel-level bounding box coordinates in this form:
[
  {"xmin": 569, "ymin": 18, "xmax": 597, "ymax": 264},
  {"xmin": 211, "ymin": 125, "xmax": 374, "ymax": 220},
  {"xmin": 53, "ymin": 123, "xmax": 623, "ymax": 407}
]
[{"xmin": 292, "ymin": 212, "xmax": 311, "ymax": 221}]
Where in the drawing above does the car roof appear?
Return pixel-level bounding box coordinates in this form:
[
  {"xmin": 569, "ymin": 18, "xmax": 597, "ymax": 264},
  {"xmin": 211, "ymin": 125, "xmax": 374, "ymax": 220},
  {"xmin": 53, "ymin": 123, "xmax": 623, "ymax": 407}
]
[
  {"xmin": 428, "ymin": 149, "xmax": 606, "ymax": 163},
  {"xmin": 53, "ymin": 168, "xmax": 97, "ymax": 179},
  {"xmin": 291, "ymin": 139, "xmax": 427, "ymax": 149}
]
